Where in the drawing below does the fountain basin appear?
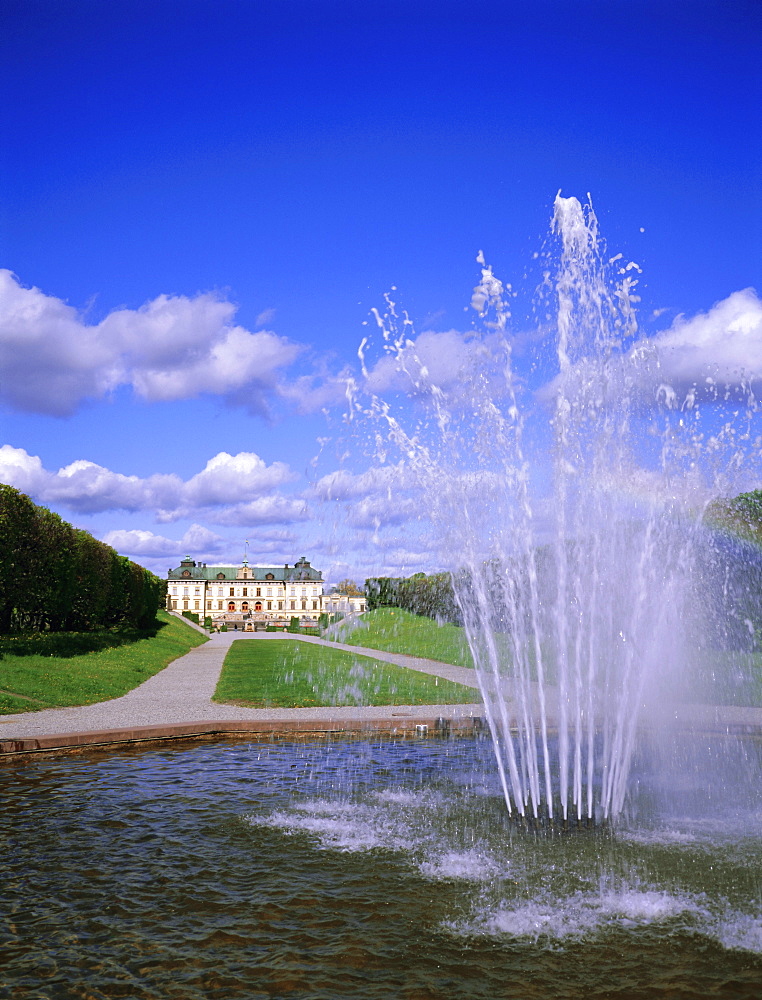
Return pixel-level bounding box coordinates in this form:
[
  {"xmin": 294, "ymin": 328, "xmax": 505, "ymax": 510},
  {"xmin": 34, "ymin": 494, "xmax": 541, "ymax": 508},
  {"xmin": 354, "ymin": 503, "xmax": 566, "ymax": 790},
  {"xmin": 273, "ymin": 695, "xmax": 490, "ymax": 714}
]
[{"xmin": 2, "ymin": 735, "xmax": 760, "ymax": 999}]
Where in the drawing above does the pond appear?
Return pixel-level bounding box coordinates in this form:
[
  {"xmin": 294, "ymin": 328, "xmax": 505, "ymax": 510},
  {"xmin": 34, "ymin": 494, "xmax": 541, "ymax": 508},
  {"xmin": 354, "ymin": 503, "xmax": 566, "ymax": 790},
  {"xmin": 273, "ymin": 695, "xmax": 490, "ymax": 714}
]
[{"xmin": 1, "ymin": 735, "xmax": 760, "ymax": 999}]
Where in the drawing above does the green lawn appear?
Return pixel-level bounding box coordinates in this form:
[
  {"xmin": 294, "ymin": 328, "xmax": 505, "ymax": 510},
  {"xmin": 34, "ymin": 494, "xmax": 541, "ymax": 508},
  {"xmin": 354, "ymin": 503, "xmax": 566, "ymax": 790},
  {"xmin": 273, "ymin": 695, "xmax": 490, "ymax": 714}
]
[
  {"xmin": 335, "ymin": 608, "xmax": 476, "ymax": 666},
  {"xmin": 333, "ymin": 610, "xmax": 762, "ymax": 707},
  {"xmin": 212, "ymin": 637, "xmax": 479, "ymax": 708},
  {"xmin": 0, "ymin": 612, "xmax": 207, "ymax": 714}
]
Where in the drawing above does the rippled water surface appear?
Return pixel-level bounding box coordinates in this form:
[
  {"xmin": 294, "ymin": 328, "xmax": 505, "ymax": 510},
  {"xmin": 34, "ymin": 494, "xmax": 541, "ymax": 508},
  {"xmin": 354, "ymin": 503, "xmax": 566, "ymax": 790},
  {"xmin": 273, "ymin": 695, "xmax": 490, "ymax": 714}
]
[{"xmin": 1, "ymin": 736, "xmax": 761, "ymax": 999}]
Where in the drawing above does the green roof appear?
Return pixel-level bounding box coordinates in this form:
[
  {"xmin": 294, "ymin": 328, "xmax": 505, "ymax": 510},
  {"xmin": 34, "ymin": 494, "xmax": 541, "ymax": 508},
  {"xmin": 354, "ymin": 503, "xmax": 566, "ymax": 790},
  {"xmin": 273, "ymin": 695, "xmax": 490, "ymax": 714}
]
[{"xmin": 168, "ymin": 557, "xmax": 322, "ymax": 582}]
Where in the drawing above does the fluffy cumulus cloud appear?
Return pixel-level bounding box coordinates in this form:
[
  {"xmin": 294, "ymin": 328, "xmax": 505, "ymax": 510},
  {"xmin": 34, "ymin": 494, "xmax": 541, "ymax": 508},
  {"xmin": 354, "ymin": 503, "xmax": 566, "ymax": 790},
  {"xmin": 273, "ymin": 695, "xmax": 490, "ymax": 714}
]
[
  {"xmin": 0, "ymin": 271, "xmax": 302, "ymax": 416},
  {"xmin": 100, "ymin": 524, "xmax": 302, "ymax": 570},
  {"xmin": 0, "ymin": 446, "xmax": 305, "ymax": 524},
  {"xmin": 362, "ymin": 329, "xmax": 478, "ymax": 396},
  {"xmin": 312, "ymin": 463, "xmax": 413, "ymax": 501},
  {"xmin": 646, "ymin": 288, "xmax": 762, "ymax": 400},
  {"xmin": 101, "ymin": 524, "xmax": 226, "ymax": 558},
  {"xmin": 535, "ymin": 289, "xmax": 762, "ymax": 410}
]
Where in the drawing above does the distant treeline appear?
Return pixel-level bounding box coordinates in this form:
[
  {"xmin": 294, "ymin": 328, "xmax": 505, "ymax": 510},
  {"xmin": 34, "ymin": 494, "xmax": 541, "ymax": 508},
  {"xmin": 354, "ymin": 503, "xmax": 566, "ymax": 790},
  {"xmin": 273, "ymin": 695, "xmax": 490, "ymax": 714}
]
[
  {"xmin": 0, "ymin": 485, "xmax": 165, "ymax": 634},
  {"xmin": 365, "ymin": 572, "xmax": 462, "ymax": 624}
]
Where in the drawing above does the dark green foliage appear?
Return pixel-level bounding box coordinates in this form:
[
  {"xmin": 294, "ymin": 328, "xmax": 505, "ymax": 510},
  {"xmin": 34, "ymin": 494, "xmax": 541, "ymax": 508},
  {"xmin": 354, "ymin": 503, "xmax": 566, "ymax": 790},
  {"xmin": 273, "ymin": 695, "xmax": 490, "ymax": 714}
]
[
  {"xmin": 365, "ymin": 572, "xmax": 462, "ymax": 624},
  {"xmin": 707, "ymin": 490, "xmax": 762, "ymax": 546},
  {"xmin": 318, "ymin": 612, "xmax": 329, "ymax": 629},
  {"xmin": 364, "ymin": 576, "xmax": 402, "ymax": 610},
  {"xmin": 182, "ymin": 611, "xmax": 200, "ymax": 624},
  {"xmin": 397, "ymin": 572, "xmax": 461, "ymax": 624},
  {"xmin": 0, "ymin": 484, "xmax": 165, "ymax": 635}
]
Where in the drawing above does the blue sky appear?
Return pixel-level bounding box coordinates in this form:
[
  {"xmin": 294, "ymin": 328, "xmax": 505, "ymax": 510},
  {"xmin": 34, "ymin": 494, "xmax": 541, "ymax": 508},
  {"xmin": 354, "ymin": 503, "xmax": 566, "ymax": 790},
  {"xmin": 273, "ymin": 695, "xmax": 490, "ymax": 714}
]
[{"xmin": 1, "ymin": 0, "xmax": 760, "ymax": 581}]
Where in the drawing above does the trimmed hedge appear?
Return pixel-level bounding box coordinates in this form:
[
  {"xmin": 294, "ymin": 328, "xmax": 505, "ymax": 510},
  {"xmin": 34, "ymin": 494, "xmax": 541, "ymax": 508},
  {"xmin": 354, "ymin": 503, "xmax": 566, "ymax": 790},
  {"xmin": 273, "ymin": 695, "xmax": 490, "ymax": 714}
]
[{"xmin": 0, "ymin": 484, "xmax": 165, "ymax": 634}]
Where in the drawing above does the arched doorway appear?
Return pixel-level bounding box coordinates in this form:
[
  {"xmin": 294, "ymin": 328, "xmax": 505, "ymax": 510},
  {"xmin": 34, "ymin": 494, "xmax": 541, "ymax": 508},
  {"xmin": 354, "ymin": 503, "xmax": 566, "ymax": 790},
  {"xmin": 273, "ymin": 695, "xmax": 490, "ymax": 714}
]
[
  {"xmin": 254, "ymin": 602, "xmax": 262, "ymax": 612},
  {"xmin": 241, "ymin": 602, "xmax": 249, "ymax": 611},
  {"xmin": 228, "ymin": 602, "xmax": 236, "ymax": 612}
]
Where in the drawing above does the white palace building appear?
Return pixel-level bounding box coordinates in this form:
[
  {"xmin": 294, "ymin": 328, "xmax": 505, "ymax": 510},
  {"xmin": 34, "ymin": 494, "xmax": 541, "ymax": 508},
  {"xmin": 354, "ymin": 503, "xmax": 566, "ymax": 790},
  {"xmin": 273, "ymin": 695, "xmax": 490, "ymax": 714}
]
[{"xmin": 166, "ymin": 555, "xmax": 366, "ymax": 628}]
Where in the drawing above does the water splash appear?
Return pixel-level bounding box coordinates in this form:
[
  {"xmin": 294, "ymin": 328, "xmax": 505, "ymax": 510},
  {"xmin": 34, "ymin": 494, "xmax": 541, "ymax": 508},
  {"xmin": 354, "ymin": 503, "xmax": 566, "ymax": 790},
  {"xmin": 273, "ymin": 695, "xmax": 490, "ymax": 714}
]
[{"xmin": 344, "ymin": 193, "xmax": 759, "ymax": 824}]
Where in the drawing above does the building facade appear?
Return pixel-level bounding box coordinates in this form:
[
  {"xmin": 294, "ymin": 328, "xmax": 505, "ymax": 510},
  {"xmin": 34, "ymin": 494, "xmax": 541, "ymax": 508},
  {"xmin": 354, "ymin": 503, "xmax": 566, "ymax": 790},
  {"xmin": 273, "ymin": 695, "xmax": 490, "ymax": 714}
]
[{"xmin": 166, "ymin": 555, "xmax": 366, "ymax": 627}]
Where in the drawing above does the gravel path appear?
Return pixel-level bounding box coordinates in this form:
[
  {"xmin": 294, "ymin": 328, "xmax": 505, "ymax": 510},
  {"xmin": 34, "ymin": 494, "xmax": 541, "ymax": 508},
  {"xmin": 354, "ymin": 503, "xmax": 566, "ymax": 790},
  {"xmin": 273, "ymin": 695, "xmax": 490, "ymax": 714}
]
[{"xmin": 0, "ymin": 631, "xmax": 483, "ymax": 741}]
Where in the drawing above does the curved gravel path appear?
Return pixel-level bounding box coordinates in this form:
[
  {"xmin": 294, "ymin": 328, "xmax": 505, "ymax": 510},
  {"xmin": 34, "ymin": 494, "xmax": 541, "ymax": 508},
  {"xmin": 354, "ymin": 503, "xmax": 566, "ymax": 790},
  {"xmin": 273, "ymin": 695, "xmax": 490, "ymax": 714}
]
[
  {"xmin": 0, "ymin": 631, "xmax": 483, "ymax": 749},
  {"xmin": 2, "ymin": 629, "xmax": 759, "ymax": 755}
]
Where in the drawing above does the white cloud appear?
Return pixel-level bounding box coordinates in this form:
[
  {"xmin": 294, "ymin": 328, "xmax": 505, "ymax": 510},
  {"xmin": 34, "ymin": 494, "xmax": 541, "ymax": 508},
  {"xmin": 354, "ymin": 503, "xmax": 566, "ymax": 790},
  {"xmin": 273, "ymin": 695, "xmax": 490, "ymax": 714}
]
[
  {"xmin": 0, "ymin": 445, "xmax": 303, "ymax": 522},
  {"xmin": 536, "ymin": 289, "xmax": 762, "ymax": 410},
  {"xmin": 208, "ymin": 496, "xmax": 309, "ymax": 526},
  {"xmin": 0, "ymin": 271, "xmax": 302, "ymax": 416},
  {"xmin": 647, "ymin": 288, "xmax": 762, "ymax": 396},
  {"xmin": 312, "ymin": 463, "xmax": 412, "ymax": 501},
  {"xmin": 363, "ymin": 329, "xmax": 477, "ymax": 395},
  {"xmin": 101, "ymin": 524, "xmax": 225, "ymax": 558},
  {"xmin": 278, "ymin": 372, "xmax": 351, "ymax": 414}
]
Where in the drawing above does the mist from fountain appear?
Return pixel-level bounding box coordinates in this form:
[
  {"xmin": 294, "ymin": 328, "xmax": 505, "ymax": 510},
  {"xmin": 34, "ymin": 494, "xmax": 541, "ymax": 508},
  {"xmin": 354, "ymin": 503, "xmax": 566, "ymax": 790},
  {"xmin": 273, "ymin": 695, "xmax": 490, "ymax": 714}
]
[{"xmin": 349, "ymin": 193, "xmax": 759, "ymax": 826}]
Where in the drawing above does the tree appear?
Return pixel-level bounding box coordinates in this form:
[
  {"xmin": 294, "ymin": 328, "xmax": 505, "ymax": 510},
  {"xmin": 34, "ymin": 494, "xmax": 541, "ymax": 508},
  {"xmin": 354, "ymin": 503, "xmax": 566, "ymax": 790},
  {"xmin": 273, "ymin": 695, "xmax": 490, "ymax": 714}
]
[
  {"xmin": 335, "ymin": 578, "xmax": 364, "ymax": 596},
  {"xmin": 707, "ymin": 490, "xmax": 762, "ymax": 545}
]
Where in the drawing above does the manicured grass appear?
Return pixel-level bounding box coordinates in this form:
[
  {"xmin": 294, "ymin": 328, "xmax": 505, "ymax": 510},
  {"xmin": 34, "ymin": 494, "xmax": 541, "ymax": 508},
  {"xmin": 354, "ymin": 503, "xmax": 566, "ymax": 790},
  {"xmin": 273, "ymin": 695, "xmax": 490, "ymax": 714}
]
[
  {"xmin": 213, "ymin": 637, "xmax": 479, "ymax": 708},
  {"xmin": 336, "ymin": 608, "xmax": 476, "ymax": 666},
  {"xmin": 0, "ymin": 611, "xmax": 207, "ymax": 714}
]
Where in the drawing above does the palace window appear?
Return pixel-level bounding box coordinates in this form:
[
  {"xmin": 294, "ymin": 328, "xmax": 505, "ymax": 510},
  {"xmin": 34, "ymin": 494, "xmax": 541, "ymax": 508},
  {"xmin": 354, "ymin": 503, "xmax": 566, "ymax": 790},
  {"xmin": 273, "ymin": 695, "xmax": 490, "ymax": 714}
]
[
  {"xmin": 312, "ymin": 600, "xmax": 318, "ymax": 610},
  {"xmin": 267, "ymin": 601, "xmax": 272, "ymax": 610},
  {"xmin": 290, "ymin": 600, "xmax": 295, "ymax": 610},
  {"xmin": 183, "ymin": 599, "xmax": 189, "ymax": 609},
  {"xmin": 172, "ymin": 600, "xmax": 177, "ymax": 609},
  {"xmin": 278, "ymin": 601, "xmax": 283, "ymax": 610},
  {"xmin": 194, "ymin": 601, "xmax": 200, "ymax": 610},
  {"xmin": 183, "ymin": 588, "xmax": 189, "ymax": 596},
  {"xmin": 242, "ymin": 588, "xmax": 247, "ymax": 597},
  {"xmin": 230, "ymin": 588, "xmax": 235, "ymax": 596},
  {"xmin": 217, "ymin": 601, "xmax": 223, "ymax": 610},
  {"xmin": 256, "ymin": 587, "xmax": 261, "ymax": 597},
  {"xmin": 266, "ymin": 588, "xmax": 272, "ymax": 597},
  {"xmin": 301, "ymin": 599, "xmax": 307, "ymax": 610}
]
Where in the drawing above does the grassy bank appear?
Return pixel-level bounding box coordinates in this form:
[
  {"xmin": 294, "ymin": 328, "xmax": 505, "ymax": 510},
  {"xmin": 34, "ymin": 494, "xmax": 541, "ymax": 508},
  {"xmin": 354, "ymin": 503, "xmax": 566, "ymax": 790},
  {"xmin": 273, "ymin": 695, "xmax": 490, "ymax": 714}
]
[
  {"xmin": 213, "ymin": 637, "xmax": 479, "ymax": 708},
  {"xmin": 336, "ymin": 608, "xmax": 475, "ymax": 666},
  {"xmin": 0, "ymin": 611, "xmax": 207, "ymax": 714}
]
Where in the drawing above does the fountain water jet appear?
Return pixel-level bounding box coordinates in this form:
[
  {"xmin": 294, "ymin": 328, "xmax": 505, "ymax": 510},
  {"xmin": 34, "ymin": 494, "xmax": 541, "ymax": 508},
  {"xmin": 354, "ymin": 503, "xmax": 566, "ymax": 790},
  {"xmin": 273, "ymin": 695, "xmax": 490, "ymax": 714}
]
[{"xmin": 348, "ymin": 193, "xmax": 760, "ymax": 826}]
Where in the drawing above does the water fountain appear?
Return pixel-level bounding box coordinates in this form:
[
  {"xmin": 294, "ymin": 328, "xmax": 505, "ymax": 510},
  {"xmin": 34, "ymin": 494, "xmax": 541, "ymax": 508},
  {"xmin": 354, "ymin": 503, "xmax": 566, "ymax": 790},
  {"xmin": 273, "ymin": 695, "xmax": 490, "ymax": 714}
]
[
  {"xmin": 349, "ymin": 193, "xmax": 761, "ymax": 828},
  {"xmin": 2, "ymin": 196, "xmax": 760, "ymax": 997}
]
